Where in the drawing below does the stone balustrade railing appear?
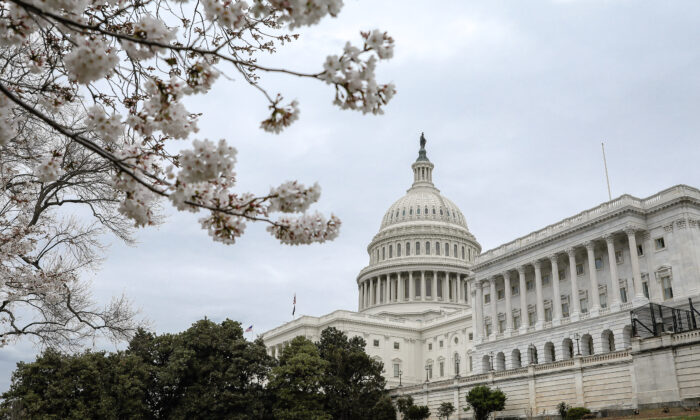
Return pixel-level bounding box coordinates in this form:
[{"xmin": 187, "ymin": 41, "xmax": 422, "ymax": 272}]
[{"xmin": 476, "ymin": 185, "xmax": 700, "ymax": 263}]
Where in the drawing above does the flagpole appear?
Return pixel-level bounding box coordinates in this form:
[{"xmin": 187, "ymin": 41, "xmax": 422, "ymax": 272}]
[{"xmin": 601, "ymin": 142, "xmax": 612, "ymax": 201}]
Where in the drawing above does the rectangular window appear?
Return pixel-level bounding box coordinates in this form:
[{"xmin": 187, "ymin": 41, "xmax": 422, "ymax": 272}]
[
  {"xmin": 662, "ymin": 276, "xmax": 673, "ymax": 300},
  {"xmin": 526, "ymin": 280, "xmax": 534, "ymax": 291},
  {"xmin": 497, "ymin": 288, "xmax": 505, "ymax": 300},
  {"xmin": 498, "ymin": 319, "xmax": 506, "ymax": 333},
  {"xmin": 615, "ymin": 250, "xmax": 624, "ymax": 264},
  {"xmin": 469, "ymin": 356, "xmax": 473, "ymax": 372},
  {"xmin": 439, "ymin": 340, "xmax": 443, "ymax": 348},
  {"xmin": 562, "ymin": 301, "xmax": 570, "ymax": 318},
  {"xmin": 545, "ymin": 307, "xmax": 552, "ymax": 322},
  {"xmin": 580, "ymin": 298, "xmax": 588, "ymax": 313},
  {"xmin": 637, "ymin": 244, "xmax": 644, "ymax": 256},
  {"xmin": 643, "ymin": 281, "xmax": 649, "ymax": 298},
  {"xmin": 559, "ymin": 269, "xmax": 566, "ymax": 280},
  {"xmin": 511, "ymin": 284, "xmax": 520, "ymax": 296},
  {"xmin": 620, "ymin": 286, "xmax": 628, "ymax": 303},
  {"xmin": 485, "ymin": 323, "xmax": 492, "ymax": 336},
  {"xmin": 600, "ymin": 293, "xmax": 607, "ymax": 308},
  {"xmin": 393, "ymin": 363, "xmax": 400, "ymax": 377},
  {"xmin": 655, "ymin": 237, "xmax": 666, "ymax": 250},
  {"xmin": 513, "ymin": 315, "xmax": 521, "ymax": 329},
  {"xmin": 439, "ymin": 362, "xmax": 444, "ymax": 377},
  {"xmin": 484, "ymin": 294, "xmax": 490, "ymax": 304},
  {"xmin": 542, "ymin": 274, "xmax": 550, "ymax": 286},
  {"xmin": 595, "ymin": 257, "xmax": 603, "ymax": 270},
  {"xmin": 468, "ymin": 333, "xmax": 473, "ymax": 341},
  {"xmin": 428, "ymin": 343, "xmax": 432, "ymax": 350},
  {"xmin": 528, "ymin": 311, "xmax": 536, "ymax": 326},
  {"xmin": 393, "ymin": 342, "xmax": 400, "ymax": 350},
  {"xmin": 373, "ymin": 339, "xmax": 379, "ymax": 347},
  {"xmin": 576, "ymin": 263, "xmax": 584, "ymax": 275}
]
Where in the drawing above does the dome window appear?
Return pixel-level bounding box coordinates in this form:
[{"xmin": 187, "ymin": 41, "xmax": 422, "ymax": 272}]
[
  {"xmin": 409, "ymin": 208, "xmax": 413, "ymax": 215},
  {"xmin": 389, "ymin": 245, "xmax": 393, "ymax": 258},
  {"xmin": 432, "ymin": 207, "xmax": 436, "ymax": 215},
  {"xmin": 461, "ymin": 246, "xmax": 465, "ymax": 260},
  {"xmin": 396, "ymin": 210, "xmax": 399, "ymax": 218},
  {"xmin": 397, "ymin": 243, "xmax": 401, "ymax": 257},
  {"xmin": 382, "ymin": 247, "xmax": 386, "ymax": 260},
  {"xmin": 415, "ymin": 242, "xmax": 420, "ymax": 255},
  {"xmin": 454, "ymin": 244, "xmax": 458, "ymax": 258},
  {"xmin": 416, "ymin": 207, "xmax": 420, "ymax": 215},
  {"xmin": 402, "ymin": 209, "xmax": 405, "ymax": 216},
  {"xmin": 435, "ymin": 242, "xmax": 440, "ymax": 255},
  {"xmin": 425, "ymin": 207, "xmax": 428, "ymax": 215},
  {"xmin": 445, "ymin": 243, "xmax": 449, "ymax": 256},
  {"xmin": 447, "ymin": 210, "xmax": 450, "ymax": 217},
  {"xmin": 406, "ymin": 242, "xmax": 411, "ymax": 256},
  {"xmin": 425, "ymin": 242, "xmax": 430, "ymax": 255},
  {"xmin": 440, "ymin": 208, "xmax": 443, "ymax": 216}
]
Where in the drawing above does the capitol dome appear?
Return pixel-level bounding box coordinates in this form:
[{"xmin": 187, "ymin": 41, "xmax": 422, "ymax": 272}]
[{"xmin": 356, "ymin": 134, "xmax": 481, "ymax": 319}]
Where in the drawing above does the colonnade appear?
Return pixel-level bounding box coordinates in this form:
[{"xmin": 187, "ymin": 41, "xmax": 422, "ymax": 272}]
[
  {"xmin": 471, "ymin": 228, "xmax": 646, "ymax": 342},
  {"xmin": 358, "ymin": 270, "xmax": 469, "ymax": 310}
]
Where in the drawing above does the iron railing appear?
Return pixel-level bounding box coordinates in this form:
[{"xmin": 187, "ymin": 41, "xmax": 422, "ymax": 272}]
[{"xmin": 631, "ymin": 298, "xmax": 699, "ymax": 338}]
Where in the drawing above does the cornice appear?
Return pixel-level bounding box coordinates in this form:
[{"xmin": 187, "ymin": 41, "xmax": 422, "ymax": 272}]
[{"xmin": 357, "ymin": 258, "xmax": 473, "ymax": 280}]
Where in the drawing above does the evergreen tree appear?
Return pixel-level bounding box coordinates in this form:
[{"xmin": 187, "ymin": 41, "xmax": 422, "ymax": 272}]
[
  {"xmin": 270, "ymin": 336, "xmax": 330, "ymax": 420},
  {"xmin": 464, "ymin": 385, "xmax": 507, "ymax": 420},
  {"xmin": 316, "ymin": 327, "xmax": 387, "ymax": 420}
]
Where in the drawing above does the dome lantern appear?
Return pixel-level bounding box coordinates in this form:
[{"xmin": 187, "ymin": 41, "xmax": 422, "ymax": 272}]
[{"xmin": 411, "ymin": 132, "xmax": 435, "ymax": 189}]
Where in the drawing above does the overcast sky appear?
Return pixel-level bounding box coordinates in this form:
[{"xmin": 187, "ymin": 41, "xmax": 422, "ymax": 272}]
[{"xmin": 3, "ymin": 0, "xmax": 700, "ymax": 391}]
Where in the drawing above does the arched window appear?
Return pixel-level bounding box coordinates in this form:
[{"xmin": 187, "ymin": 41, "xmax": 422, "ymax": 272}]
[
  {"xmin": 511, "ymin": 349, "xmax": 522, "ymax": 369},
  {"xmin": 447, "ymin": 209, "xmax": 450, "ymax": 217},
  {"xmin": 390, "ymin": 212, "xmax": 393, "ymax": 220},
  {"xmin": 417, "ymin": 207, "xmax": 420, "ymax": 215},
  {"xmin": 462, "ymin": 246, "xmax": 465, "ymax": 260},
  {"xmin": 445, "ymin": 243, "xmax": 449, "ymax": 256},
  {"xmin": 426, "ymin": 242, "xmax": 430, "ymax": 255},
  {"xmin": 389, "ymin": 245, "xmax": 393, "ymax": 258},
  {"xmin": 581, "ymin": 334, "xmax": 594, "ymax": 356},
  {"xmin": 544, "ymin": 342, "xmax": 555, "ymax": 363},
  {"xmin": 416, "ymin": 242, "xmax": 420, "ymax": 255},
  {"xmin": 409, "ymin": 208, "xmax": 413, "ymax": 215},
  {"xmin": 382, "ymin": 247, "xmax": 385, "ymax": 260},
  {"xmin": 432, "ymin": 207, "xmax": 436, "ymax": 215},
  {"xmin": 622, "ymin": 325, "xmax": 633, "ymax": 348},
  {"xmin": 376, "ymin": 249, "xmax": 379, "ymax": 262},
  {"xmin": 397, "ymin": 243, "xmax": 402, "ymax": 257},
  {"xmin": 435, "ymin": 242, "xmax": 440, "ymax": 255},
  {"xmin": 454, "ymin": 244, "xmax": 458, "ymax": 258},
  {"xmin": 425, "ymin": 206, "xmax": 428, "ymax": 215},
  {"xmin": 406, "ymin": 242, "xmax": 411, "ymax": 256},
  {"xmin": 396, "ymin": 210, "xmax": 399, "ymax": 218},
  {"xmin": 562, "ymin": 338, "xmax": 574, "ymax": 360},
  {"xmin": 402, "ymin": 208, "xmax": 405, "ymax": 216},
  {"xmin": 495, "ymin": 352, "xmax": 506, "ymax": 371},
  {"xmin": 601, "ymin": 329, "xmax": 615, "ymax": 353},
  {"xmin": 440, "ymin": 208, "xmax": 443, "ymax": 215}
]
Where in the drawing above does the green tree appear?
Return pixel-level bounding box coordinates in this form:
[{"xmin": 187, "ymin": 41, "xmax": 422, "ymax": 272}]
[
  {"xmin": 371, "ymin": 395, "xmax": 397, "ymax": 420},
  {"xmin": 316, "ymin": 327, "xmax": 387, "ymax": 420},
  {"xmin": 438, "ymin": 401, "xmax": 456, "ymax": 419},
  {"xmin": 464, "ymin": 385, "xmax": 507, "ymax": 420},
  {"xmin": 396, "ymin": 395, "xmax": 415, "ymax": 418},
  {"xmin": 270, "ymin": 336, "xmax": 330, "ymax": 420},
  {"xmin": 0, "ymin": 349, "xmax": 150, "ymax": 419},
  {"xmin": 405, "ymin": 405, "xmax": 431, "ymax": 420}
]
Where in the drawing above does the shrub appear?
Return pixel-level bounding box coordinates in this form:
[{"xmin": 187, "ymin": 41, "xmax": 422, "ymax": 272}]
[
  {"xmin": 464, "ymin": 385, "xmax": 507, "ymax": 420},
  {"xmin": 565, "ymin": 407, "xmax": 591, "ymax": 420},
  {"xmin": 557, "ymin": 401, "xmax": 571, "ymax": 418}
]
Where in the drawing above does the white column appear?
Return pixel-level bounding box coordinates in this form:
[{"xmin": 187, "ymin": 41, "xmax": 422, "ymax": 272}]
[
  {"xmin": 388, "ymin": 274, "xmax": 393, "ymax": 303},
  {"xmin": 409, "ymin": 272, "xmax": 415, "ymax": 301},
  {"xmin": 550, "ymin": 255, "xmax": 562, "ymax": 325},
  {"xmin": 625, "ymin": 227, "xmax": 647, "ymax": 302},
  {"xmin": 567, "ymin": 248, "xmax": 581, "ymax": 320},
  {"xmin": 432, "ymin": 271, "xmax": 438, "ymax": 301},
  {"xmin": 585, "ymin": 241, "xmax": 601, "ymax": 315},
  {"xmin": 369, "ymin": 278, "xmax": 375, "ymax": 307},
  {"xmin": 534, "ymin": 260, "xmax": 544, "ymax": 329},
  {"xmin": 490, "ymin": 277, "xmax": 498, "ymax": 337},
  {"xmin": 358, "ymin": 284, "xmax": 362, "ymax": 310},
  {"xmin": 475, "ymin": 281, "xmax": 484, "ymax": 342},
  {"xmin": 420, "ymin": 271, "xmax": 426, "ymax": 301},
  {"xmin": 504, "ymin": 272, "xmax": 513, "ymax": 334},
  {"xmin": 604, "ymin": 235, "xmax": 622, "ymax": 311},
  {"xmin": 518, "ymin": 266, "xmax": 528, "ymax": 333}
]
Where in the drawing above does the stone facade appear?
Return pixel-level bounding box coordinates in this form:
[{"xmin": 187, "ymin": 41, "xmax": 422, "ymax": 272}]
[{"xmin": 261, "ymin": 137, "xmax": 700, "ymax": 417}]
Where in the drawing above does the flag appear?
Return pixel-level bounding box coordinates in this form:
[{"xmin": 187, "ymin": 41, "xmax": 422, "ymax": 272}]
[
  {"xmin": 245, "ymin": 325, "xmax": 253, "ymax": 333},
  {"xmin": 292, "ymin": 293, "xmax": 296, "ymax": 316}
]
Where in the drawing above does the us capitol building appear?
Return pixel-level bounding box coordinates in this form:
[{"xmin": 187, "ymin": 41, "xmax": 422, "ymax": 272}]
[{"xmin": 262, "ymin": 135, "xmax": 700, "ymax": 417}]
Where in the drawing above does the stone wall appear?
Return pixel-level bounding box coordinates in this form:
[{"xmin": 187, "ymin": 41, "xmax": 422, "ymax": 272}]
[{"xmin": 392, "ymin": 330, "xmax": 700, "ymax": 419}]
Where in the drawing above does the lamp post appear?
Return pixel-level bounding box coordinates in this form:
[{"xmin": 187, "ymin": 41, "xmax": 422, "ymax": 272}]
[
  {"xmin": 425, "ymin": 365, "xmax": 430, "ymax": 383},
  {"xmin": 574, "ymin": 332, "xmax": 581, "ymax": 356},
  {"xmin": 398, "ymin": 369, "xmax": 403, "ymax": 387}
]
